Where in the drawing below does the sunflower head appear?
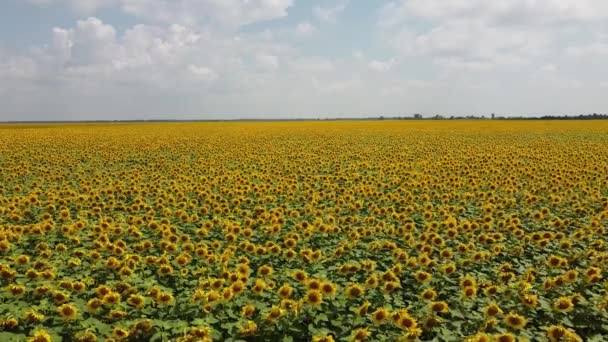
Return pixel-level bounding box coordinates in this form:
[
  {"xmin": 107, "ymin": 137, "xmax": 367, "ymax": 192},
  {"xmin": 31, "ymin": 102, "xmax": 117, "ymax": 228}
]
[
  {"xmin": 371, "ymin": 307, "xmax": 389, "ymax": 325},
  {"xmin": 57, "ymin": 303, "xmax": 79, "ymax": 320},
  {"xmin": 484, "ymin": 302, "xmax": 503, "ymax": 317},
  {"xmin": 429, "ymin": 301, "xmax": 449, "ymax": 314},
  {"xmin": 28, "ymin": 329, "xmax": 52, "ymax": 342},
  {"xmin": 396, "ymin": 314, "xmax": 418, "ymax": 331},
  {"xmin": 414, "ymin": 271, "xmax": 432, "ymax": 283},
  {"xmin": 350, "ymin": 327, "xmax": 371, "ymax": 341},
  {"xmin": 553, "ymin": 296, "xmax": 574, "ymax": 313},
  {"xmin": 493, "ymin": 333, "xmax": 516, "ymax": 342},
  {"xmin": 305, "ymin": 289, "xmax": 323, "ymax": 306},
  {"xmin": 503, "ymin": 312, "xmax": 527, "ymax": 330},
  {"xmin": 241, "ymin": 304, "xmax": 256, "ymax": 318},
  {"xmin": 344, "ymin": 284, "xmax": 365, "ymax": 299}
]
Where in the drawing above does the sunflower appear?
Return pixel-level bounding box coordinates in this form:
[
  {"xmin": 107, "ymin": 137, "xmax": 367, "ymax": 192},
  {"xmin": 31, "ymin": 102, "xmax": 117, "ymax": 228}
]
[
  {"xmin": 292, "ymin": 269, "xmax": 308, "ymax": 283},
  {"xmin": 483, "ymin": 302, "xmax": 503, "ymax": 317},
  {"xmin": 158, "ymin": 264, "xmax": 174, "ymax": 276},
  {"xmin": 53, "ymin": 290, "xmax": 69, "ymax": 305},
  {"xmin": 365, "ymin": 275, "xmax": 379, "ymax": 288},
  {"xmin": 546, "ymin": 325, "xmax": 582, "ymax": 342},
  {"xmin": 264, "ymin": 305, "xmax": 285, "ymax": 322},
  {"xmin": 218, "ymin": 287, "xmax": 233, "ymax": 301},
  {"xmin": 133, "ymin": 319, "xmax": 153, "ymax": 333},
  {"xmin": 420, "ymin": 288, "xmax": 437, "ymax": 301},
  {"xmin": 23, "ymin": 310, "xmax": 45, "ymax": 323},
  {"xmin": 563, "ymin": 270, "xmax": 578, "ymax": 283},
  {"xmin": 483, "ymin": 285, "xmax": 501, "ymax": 297},
  {"xmin": 277, "ymin": 283, "xmax": 294, "ymax": 299},
  {"xmin": 320, "ymin": 281, "xmax": 337, "ymax": 298},
  {"xmin": 423, "ymin": 316, "xmax": 442, "ymax": 330},
  {"xmin": 414, "ymin": 271, "xmax": 432, "ymax": 283},
  {"xmin": 189, "ymin": 327, "xmax": 211, "ymax": 339},
  {"xmin": 429, "ymin": 301, "xmax": 449, "ymax": 313},
  {"xmin": 74, "ymin": 331, "xmax": 98, "ymax": 342},
  {"xmin": 281, "ymin": 299, "xmax": 301, "ymax": 316},
  {"xmin": 112, "ymin": 327, "xmax": 129, "ymax": 340},
  {"xmin": 257, "ymin": 265, "xmax": 273, "ymax": 277},
  {"xmin": 465, "ymin": 333, "xmax": 491, "ymax": 342},
  {"xmin": 460, "ymin": 275, "xmax": 477, "ymax": 288},
  {"xmin": 462, "ymin": 286, "xmax": 477, "ymax": 299},
  {"xmin": 72, "ymin": 281, "xmax": 87, "ymax": 293},
  {"xmin": 156, "ymin": 292, "xmax": 175, "ymax": 305},
  {"xmin": 307, "ymin": 278, "xmax": 323, "ymax": 291},
  {"xmin": 252, "ymin": 279, "xmax": 266, "ymax": 295},
  {"xmin": 521, "ymin": 293, "xmax": 538, "ymax": 308},
  {"xmin": 371, "ymin": 307, "xmax": 389, "ymax": 325},
  {"xmin": 356, "ymin": 301, "xmax": 371, "ymax": 316},
  {"xmin": 493, "ymin": 332, "xmax": 515, "ymax": 342},
  {"xmin": 238, "ymin": 320, "xmax": 258, "ymax": 336},
  {"xmin": 344, "ymin": 284, "xmax": 365, "ymax": 299},
  {"xmin": 503, "ymin": 312, "xmax": 527, "ymax": 330},
  {"xmin": 441, "ymin": 263, "xmax": 456, "ymax": 275},
  {"xmin": 396, "ymin": 314, "xmax": 419, "ymax": 331},
  {"xmin": 107, "ymin": 309, "xmax": 128, "ymax": 320},
  {"xmin": 553, "ymin": 296, "xmax": 574, "ymax": 313},
  {"xmin": 127, "ymin": 294, "xmax": 145, "ymax": 309},
  {"xmin": 102, "ymin": 292, "xmax": 121, "ymax": 306},
  {"xmin": 305, "ymin": 289, "xmax": 323, "ymax": 306},
  {"xmin": 206, "ymin": 290, "xmax": 220, "ymax": 303},
  {"xmin": 2, "ymin": 318, "xmax": 18, "ymax": 329},
  {"xmin": 350, "ymin": 327, "xmax": 371, "ymax": 341},
  {"xmin": 241, "ymin": 305, "xmax": 256, "ymax": 318},
  {"xmin": 312, "ymin": 335, "xmax": 335, "ymax": 342},
  {"xmin": 28, "ymin": 329, "xmax": 52, "ymax": 342},
  {"xmin": 383, "ymin": 281, "xmax": 400, "ymax": 293},
  {"xmin": 8, "ymin": 284, "xmax": 25, "ymax": 297},
  {"xmin": 396, "ymin": 327, "xmax": 423, "ymax": 341},
  {"xmin": 57, "ymin": 303, "xmax": 79, "ymax": 320},
  {"xmin": 86, "ymin": 298, "xmax": 103, "ymax": 313},
  {"xmin": 231, "ymin": 280, "xmax": 246, "ymax": 295}
]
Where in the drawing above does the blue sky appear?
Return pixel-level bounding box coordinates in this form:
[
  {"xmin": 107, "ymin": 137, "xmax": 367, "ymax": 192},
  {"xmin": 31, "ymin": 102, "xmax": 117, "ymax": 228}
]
[{"xmin": 1, "ymin": 0, "xmax": 608, "ymax": 120}]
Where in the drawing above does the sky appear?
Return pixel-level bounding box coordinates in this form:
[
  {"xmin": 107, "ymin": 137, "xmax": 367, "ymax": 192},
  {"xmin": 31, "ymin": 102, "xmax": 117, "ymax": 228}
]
[{"xmin": 1, "ymin": 0, "xmax": 608, "ymax": 121}]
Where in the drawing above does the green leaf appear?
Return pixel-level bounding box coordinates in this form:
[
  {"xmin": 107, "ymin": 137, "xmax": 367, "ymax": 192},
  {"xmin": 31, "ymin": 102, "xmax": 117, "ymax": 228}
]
[{"xmin": 150, "ymin": 332, "xmax": 167, "ymax": 342}]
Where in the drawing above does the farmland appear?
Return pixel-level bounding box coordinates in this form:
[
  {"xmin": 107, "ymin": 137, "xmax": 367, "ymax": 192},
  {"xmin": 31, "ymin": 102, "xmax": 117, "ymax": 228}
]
[{"xmin": 1, "ymin": 121, "xmax": 607, "ymax": 341}]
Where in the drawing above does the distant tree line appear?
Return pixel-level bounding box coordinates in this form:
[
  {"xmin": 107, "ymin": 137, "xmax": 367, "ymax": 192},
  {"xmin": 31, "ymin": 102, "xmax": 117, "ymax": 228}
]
[
  {"xmin": 370, "ymin": 113, "xmax": 608, "ymax": 120},
  {"xmin": 4, "ymin": 113, "xmax": 608, "ymax": 124}
]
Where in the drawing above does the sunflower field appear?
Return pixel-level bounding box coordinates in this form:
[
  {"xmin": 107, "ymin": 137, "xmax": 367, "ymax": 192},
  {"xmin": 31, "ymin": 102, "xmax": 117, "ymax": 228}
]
[{"xmin": 1, "ymin": 121, "xmax": 608, "ymax": 342}]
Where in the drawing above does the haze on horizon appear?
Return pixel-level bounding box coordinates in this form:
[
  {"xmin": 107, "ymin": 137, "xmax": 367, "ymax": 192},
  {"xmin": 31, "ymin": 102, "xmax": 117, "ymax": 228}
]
[{"xmin": 1, "ymin": 0, "xmax": 608, "ymax": 121}]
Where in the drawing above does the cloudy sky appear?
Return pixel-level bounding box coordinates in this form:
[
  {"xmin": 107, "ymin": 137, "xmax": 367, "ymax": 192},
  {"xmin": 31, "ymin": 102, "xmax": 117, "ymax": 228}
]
[{"xmin": 1, "ymin": 0, "xmax": 608, "ymax": 120}]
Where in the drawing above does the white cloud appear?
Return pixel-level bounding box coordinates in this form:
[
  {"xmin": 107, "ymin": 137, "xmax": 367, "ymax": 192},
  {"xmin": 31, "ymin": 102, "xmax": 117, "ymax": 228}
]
[
  {"xmin": 289, "ymin": 57, "xmax": 334, "ymax": 73},
  {"xmin": 296, "ymin": 21, "xmax": 317, "ymax": 36},
  {"xmin": 565, "ymin": 42, "xmax": 608, "ymax": 57},
  {"xmin": 4, "ymin": 0, "xmax": 608, "ymax": 120},
  {"xmin": 369, "ymin": 58, "xmax": 397, "ymax": 72},
  {"xmin": 313, "ymin": 77, "xmax": 360, "ymax": 94},
  {"xmin": 379, "ymin": 1, "xmax": 569, "ymax": 72},
  {"xmin": 390, "ymin": 0, "xmax": 608, "ymax": 26},
  {"xmin": 313, "ymin": 0, "xmax": 349, "ymax": 24},
  {"xmin": 255, "ymin": 53, "xmax": 280, "ymax": 71},
  {"xmin": 539, "ymin": 64, "xmax": 558, "ymax": 73},
  {"xmin": 0, "ymin": 56, "xmax": 38, "ymax": 80},
  {"xmin": 26, "ymin": 0, "xmax": 294, "ymax": 27},
  {"xmin": 188, "ymin": 65, "xmax": 218, "ymax": 82}
]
